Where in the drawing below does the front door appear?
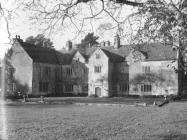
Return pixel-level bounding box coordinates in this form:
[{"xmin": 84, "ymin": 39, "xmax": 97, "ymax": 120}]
[{"xmin": 95, "ymin": 87, "xmax": 101, "ymax": 97}]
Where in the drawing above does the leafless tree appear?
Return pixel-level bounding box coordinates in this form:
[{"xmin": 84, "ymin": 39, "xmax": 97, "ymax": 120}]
[
  {"xmin": 2, "ymin": 1, "xmax": 187, "ymax": 67},
  {"xmin": 17, "ymin": 0, "xmax": 143, "ymax": 36},
  {"xmin": 17, "ymin": 0, "xmax": 185, "ymax": 45},
  {"xmin": 0, "ymin": 3, "xmax": 12, "ymax": 43}
]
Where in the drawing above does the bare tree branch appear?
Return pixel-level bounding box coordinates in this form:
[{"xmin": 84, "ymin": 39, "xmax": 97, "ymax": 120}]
[{"xmin": 0, "ymin": 3, "xmax": 12, "ymax": 44}]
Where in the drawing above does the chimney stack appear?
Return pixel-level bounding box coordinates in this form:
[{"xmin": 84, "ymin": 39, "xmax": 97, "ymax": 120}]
[
  {"xmin": 105, "ymin": 41, "xmax": 110, "ymax": 47},
  {"xmin": 100, "ymin": 41, "xmax": 105, "ymax": 47},
  {"xmin": 14, "ymin": 35, "xmax": 23, "ymax": 42},
  {"xmin": 114, "ymin": 34, "xmax": 120, "ymax": 49},
  {"xmin": 66, "ymin": 40, "xmax": 73, "ymax": 51}
]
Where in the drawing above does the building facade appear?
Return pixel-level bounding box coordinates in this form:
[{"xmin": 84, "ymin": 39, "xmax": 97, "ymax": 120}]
[{"xmin": 4, "ymin": 36, "xmax": 186, "ymax": 97}]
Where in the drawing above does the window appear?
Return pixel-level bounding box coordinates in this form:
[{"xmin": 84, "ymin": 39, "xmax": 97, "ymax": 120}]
[
  {"xmin": 96, "ymin": 53, "xmax": 100, "ymax": 59},
  {"xmin": 141, "ymin": 84, "xmax": 152, "ymax": 92},
  {"xmin": 55, "ymin": 67, "xmax": 61, "ymax": 81},
  {"xmin": 65, "ymin": 85, "xmax": 73, "ymax": 92},
  {"xmin": 12, "ymin": 83, "xmax": 16, "ymax": 92},
  {"xmin": 9, "ymin": 83, "xmax": 16, "ymax": 92},
  {"xmin": 94, "ymin": 66, "xmax": 101, "ymax": 73},
  {"xmin": 45, "ymin": 66, "xmax": 51, "ymax": 76},
  {"xmin": 9, "ymin": 68, "xmax": 14, "ymax": 78},
  {"xmin": 66, "ymin": 68, "xmax": 72, "ymax": 75},
  {"xmin": 39, "ymin": 82, "xmax": 48, "ymax": 92},
  {"xmin": 83, "ymin": 68, "xmax": 87, "ymax": 74},
  {"xmin": 119, "ymin": 84, "xmax": 129, "ymax": 92},
  {"xmin": 142, "ymin": 66, "xmax": 150, "ymax": 73},
  {"xmin": 184, "ymin": 53, "xmax": 187, "ymax": 63},
  {"xmin": 82, "ymin": 84, "xmax": 88, "ymax": 91}
]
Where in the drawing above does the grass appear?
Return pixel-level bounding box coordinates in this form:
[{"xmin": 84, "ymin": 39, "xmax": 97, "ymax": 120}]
[
  {"xmin": 20, "ymin": 96, "xmax": 165, "ymax": 105},
  {"xmin": 3, "ymin": 101, "xmax": 187, "ymax": 140}
]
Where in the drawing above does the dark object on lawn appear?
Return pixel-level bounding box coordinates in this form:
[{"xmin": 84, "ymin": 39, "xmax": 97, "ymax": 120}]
[
  {"xmin": 89, "ymin": 94, "xmax": 98, "ymax": 98},
  {"xmin": 172, "ymin": 94, "xmax": 187, "ymax": 101},
  {"xmin": 158, "ymin": 100, "xmax": 169, "ymax": 107},
  {"xmin": 134, "ymin": 102, "xmax": 147, "ymax": 107},
  {"xmin": 22, "ymin": 95, "xmax": 27, "ymax": 102},
  {"xmin": 40, "ymin": 96, "xmax": 44, "ymax": 103}
]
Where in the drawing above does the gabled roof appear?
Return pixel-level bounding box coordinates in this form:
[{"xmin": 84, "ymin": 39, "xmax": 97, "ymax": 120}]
[
  {"xmin": 101, "ymin": 45, "xmax": 133, "ymax": 58},
  {"xmin": 78, "ymin": 47, "xmax": 97, "ymax": 60},
  {"xmin": 101, "ymin": 49, "xmax": 125, "ymax": 62},
  {"xmin": 60, "ymin": 42, "xmax": 177, "ymax": 63},
  {"xmin": 95, "ymin": 43, "xmax": 177, "ymax": 61},
  {"xmin": 16, "ymin": 38, "xmax": 177, "ymax": 65},
  {"xmin": 134, "ymin": 43, "xmax": 177, "ymax": 61},
  {"xmin": 17, "ymin": 40, "xmax": 59, "ymax": 65},
  {"xmin": 55, "ymin": 49, "xmax": 76, "ymax": 65}
]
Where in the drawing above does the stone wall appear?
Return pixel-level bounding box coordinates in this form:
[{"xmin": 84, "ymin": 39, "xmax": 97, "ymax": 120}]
[
  {"xmin": 129, "ymin": 60, "xmax": 178, "ymax": 96},
  {"xmin": 61, "ymin": 52, "xmax": 88, "ymax": 95},
  {"xmin": 9, "ymin": 42, "xmax": 33, "ymax": 95},
  {"xmin": 114, "ymin": 62, "xmax": 129, "ymax": 96},
  {"xmin": 88, "ymin": 48, "xmax": 109, "ymax": 97},
  {"xmin": 32, "ymin": 63, "xmax": 58, "ymax": 96}
]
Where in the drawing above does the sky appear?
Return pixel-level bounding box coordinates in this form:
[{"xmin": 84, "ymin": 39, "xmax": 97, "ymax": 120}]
[{"xmin": 0, "ymin": 0, "xmax": 136, "ymax": 59}]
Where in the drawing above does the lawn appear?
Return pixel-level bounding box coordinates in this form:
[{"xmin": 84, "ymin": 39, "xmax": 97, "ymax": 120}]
[{"xmin": 2, "ymin": 101, "xmax": 187, "ymax": 140}]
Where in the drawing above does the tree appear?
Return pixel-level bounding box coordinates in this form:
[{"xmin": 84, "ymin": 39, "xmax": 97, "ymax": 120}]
[
  {"xmin": 4, "ymin": 1, "xmax": 187, "ymax": 62},
  {"xmin": 19, "ymin": 0, "xmax": 186, "ymax": 44},
  {"xmin": 18, "ymin": 0, "xmax": 144, "ymax": 36},
  {"xmin": 25, "ymin": 34, "xmax": 54, "ymax": 48},
  {"xmin": 79, "ymin": 32, "xmax": 99, "ymax": 48},
  {"xmin": 131, "ymin": 0, "xmax": 187, "ymax": 72},
  {"xmin": 135, "ymin": 0, "xmax": 187, "ymax": 45}
]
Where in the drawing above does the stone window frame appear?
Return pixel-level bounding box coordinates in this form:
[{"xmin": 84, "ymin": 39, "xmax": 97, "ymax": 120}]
[
  {"xmin": 65, "ymin": 84, "xmax": 74, "ymax": 92},
  {"xmin": 140, "ymin": 84, "xmax": 152, "ymax": 92},
  {"xmin": 45, "ymin": 66, "xmax": 51, "ymax": 76},
  {"xmin": 94, "ymin": 66, "xmax": 102, "ymax": 73},
  {"xmin": 142, "ymin": 66, "xmax": 151, "ymax": 73},
  {"xmin": 39, "ymin": 82, "xmax": 49, "ymax": 92},
  {"xmin": 96, "ymin": 53, "xmax": 101, "ymax": 59},
  {"xmin": 119, "ymin": 84, "xmax": 129, "ymax": 92},
  {"xmin": 66, "ymin": 67, "xmax": 72, "ymax": 75}
]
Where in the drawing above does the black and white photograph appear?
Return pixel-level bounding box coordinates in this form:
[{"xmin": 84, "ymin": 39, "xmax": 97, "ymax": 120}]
[{"xmin": 0, "ymin": 0, "xmax": 187, "ymax": 139}]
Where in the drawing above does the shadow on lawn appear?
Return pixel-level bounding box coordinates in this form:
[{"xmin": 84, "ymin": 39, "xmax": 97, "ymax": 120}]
[{"xmin": 152, "ymin": 131, "xmax": 187, "ymax": 140}]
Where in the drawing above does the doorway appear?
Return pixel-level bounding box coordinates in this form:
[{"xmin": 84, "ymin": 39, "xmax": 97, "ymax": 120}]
[{"xmin": 95, "ymin": 87, "xmax": 101, "ymax": 97}]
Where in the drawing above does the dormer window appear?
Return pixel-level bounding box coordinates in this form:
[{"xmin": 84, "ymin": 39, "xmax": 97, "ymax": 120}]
[{"xmin": 96, "ymin": 53, "xmax": 100, "ymax": 59}]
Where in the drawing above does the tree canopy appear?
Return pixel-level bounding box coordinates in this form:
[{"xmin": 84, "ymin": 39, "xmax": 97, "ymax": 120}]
[
  {"xmin": 135, "ymin": 0, "xmax": 187, "ymax": 46},
  {"xmin": 79, "ymin": 32, "xmax": 99, "ymax": 48},
  {"xmin": 25, "ymin": 34, "xmax": 54, "ymax": 49}
]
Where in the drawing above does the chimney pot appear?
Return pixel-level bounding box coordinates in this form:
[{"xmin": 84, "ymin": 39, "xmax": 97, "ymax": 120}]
[
  {"xmin": 105, "ymin": 41, "xmax": 110, "ymax": 46},
  {"xmin": 66, "ymin": 40, "xmax": 73, "ymax": 51},
  {"xmin": 100, "ymin": 41, "xmax": 105, "ymax": 47},
  {"xmin": 114, "ymin": 34, "xmax": 120, "ymax": 49}
]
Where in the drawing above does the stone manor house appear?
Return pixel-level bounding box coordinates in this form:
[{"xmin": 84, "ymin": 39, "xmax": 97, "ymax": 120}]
[{"xmin": 4, "ymin": 35, "xmax": 187, "ymax": 97}]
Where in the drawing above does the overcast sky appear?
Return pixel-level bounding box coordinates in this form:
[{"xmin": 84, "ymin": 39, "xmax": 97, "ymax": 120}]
[{"xmin": 0, "ymin": 0, "xmax": 136, "ymax": 58}]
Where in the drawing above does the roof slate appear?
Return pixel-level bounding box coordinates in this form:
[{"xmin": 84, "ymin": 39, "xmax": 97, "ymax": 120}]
[
  {"xmin": 55, "ymin": 42, "xmax": 177, "ymax": 64},
  {"xmin": 55, "ymin": 50, "xmax": 76, "ymax": 65},
  {"xmin": 18, "ymin": 40, "xmax": 59, "ymax": 65},
  {"xmin": 135, "ymin": 43, "xmax": 177, "ymax": 61},
  {"xmin": 17, "ymin": 39, "xmax": 177, "ymax": 65}
]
